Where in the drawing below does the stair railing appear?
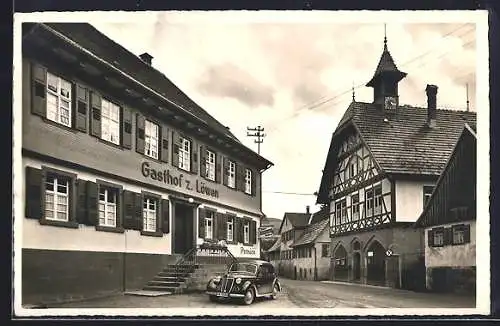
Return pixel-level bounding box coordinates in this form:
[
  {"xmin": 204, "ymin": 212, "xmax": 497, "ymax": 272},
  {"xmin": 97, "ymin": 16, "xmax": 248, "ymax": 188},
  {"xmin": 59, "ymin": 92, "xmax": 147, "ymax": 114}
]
[{"xmin": 173, "ymin": 242, "xmax": 238, "ymax": 275}]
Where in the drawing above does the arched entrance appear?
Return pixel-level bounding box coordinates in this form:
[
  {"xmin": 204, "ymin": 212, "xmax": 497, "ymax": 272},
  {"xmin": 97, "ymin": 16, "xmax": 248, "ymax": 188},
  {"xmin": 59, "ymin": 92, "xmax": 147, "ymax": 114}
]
[
  {"xmin": 366, "ymin": 240, "xmax": 386, "ymax": 285},
  {"xmin": 333, "ymin": 245, "xmax": 348, "ymax": 281}
]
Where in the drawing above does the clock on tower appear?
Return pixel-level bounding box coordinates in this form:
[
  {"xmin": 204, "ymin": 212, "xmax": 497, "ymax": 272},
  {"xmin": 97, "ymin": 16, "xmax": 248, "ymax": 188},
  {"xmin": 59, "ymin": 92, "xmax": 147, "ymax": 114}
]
[{"xmin": 384, "ymin": 96, "xmax": 397, "ymax": 110}]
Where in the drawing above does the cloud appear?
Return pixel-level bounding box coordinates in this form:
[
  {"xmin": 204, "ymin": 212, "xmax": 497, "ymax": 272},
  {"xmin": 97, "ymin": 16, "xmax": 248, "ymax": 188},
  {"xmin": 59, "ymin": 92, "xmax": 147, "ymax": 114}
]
[{"xmin": 197, "ymin": 63, "xmax": 275, "ymax": 107}]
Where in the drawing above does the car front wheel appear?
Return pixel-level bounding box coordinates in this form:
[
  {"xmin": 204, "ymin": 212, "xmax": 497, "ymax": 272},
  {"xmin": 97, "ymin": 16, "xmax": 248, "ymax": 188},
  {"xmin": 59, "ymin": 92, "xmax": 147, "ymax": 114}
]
[{"xmin": 242, "ymin": 288, "xmax": 255, "ymax": 305}]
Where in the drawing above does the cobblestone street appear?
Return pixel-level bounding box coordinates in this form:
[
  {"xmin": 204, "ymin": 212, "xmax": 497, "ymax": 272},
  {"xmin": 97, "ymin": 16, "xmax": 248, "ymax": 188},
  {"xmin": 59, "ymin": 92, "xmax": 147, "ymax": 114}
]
[{"xmin": 52, "ymin": 278, "xmax": 475, "ymax": 309}]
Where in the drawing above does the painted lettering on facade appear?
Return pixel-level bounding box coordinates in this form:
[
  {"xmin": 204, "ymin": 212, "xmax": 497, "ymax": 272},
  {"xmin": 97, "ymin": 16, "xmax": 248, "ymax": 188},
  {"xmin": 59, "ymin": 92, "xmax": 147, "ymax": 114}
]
[
  {"xmin": 240, "ymin": 247, "xmax": 256, "ymax": 255},
  {"xmin": 141, "ymin": 161, "xmax": 219, "ymax": 199}
]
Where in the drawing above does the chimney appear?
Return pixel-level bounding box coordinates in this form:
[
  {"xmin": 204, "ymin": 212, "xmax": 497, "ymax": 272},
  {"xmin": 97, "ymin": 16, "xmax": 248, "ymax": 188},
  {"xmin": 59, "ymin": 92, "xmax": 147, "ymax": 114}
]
[
  {"xmin": 139, "ymin": 52, "xmax": 153, "ymax": 66},
  {"xmin": 306, "ymin": 205, "xmax": 310, "ymax": 214},
  {"xmin": 426, "ymin": 84, "xmax": 438, "ymax": 128}
]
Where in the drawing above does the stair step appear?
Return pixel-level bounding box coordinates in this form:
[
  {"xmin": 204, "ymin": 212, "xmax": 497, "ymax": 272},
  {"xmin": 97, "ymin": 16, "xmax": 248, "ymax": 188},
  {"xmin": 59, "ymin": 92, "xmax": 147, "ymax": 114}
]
[
  {"xmin": 144, "ymin": 285, "xmax": 184, "ymax": 294},
  {"xmin": 163, "ymin": 266, "xmax": 197, "ymax": 272},
  {"xmin": 153, "ymin": 276, "xmax": 186, "ymax": 282},
  {"xmin": 147, "ymin": 281, "xmax": 182, "ymax": 287},
  {"xmin": 158, "ymin": 272, "xmax": 190, "ymax": 277}
]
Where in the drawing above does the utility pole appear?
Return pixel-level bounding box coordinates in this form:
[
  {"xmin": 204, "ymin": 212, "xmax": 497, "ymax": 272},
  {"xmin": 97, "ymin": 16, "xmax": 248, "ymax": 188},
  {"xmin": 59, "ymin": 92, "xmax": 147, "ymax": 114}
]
[
  {"xmin": 466, "ymin": 83, "xmax": 470, "ymax": 112},
  {"xmin": 246, "ymin": 126, "xmax": 266, "ymax": 154}
]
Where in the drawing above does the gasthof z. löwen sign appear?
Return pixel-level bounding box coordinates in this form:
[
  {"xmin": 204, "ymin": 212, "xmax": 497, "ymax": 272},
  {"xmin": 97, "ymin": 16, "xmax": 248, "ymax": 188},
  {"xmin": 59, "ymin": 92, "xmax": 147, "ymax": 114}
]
[{"xmin": 141, "ymin": 161, "xmax": 220, "ymax": 199}]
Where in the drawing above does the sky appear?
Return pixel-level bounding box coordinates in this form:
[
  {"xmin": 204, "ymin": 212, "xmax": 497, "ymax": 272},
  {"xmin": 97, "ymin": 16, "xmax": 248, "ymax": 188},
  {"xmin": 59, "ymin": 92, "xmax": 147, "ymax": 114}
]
[{"xmin": 86, "ymin": 12, "xmax": 478, "ymax": 220}]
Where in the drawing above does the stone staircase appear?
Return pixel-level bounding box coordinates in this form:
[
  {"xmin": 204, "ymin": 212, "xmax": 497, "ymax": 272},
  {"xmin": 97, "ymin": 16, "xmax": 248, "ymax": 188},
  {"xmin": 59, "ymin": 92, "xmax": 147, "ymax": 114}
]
[{"xmin": 142, "ymin": 263, "xmax": 200, "ymax": 294}]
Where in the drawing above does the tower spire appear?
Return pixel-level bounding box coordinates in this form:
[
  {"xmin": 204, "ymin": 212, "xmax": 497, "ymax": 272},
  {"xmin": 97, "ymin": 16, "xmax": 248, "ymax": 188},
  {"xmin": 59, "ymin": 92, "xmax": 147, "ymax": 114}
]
[
  {"xmin": 352, "ymin": 81, "xmax": 356, "ymax": 102},
  {"xmin": 384, "ymin": 23, "xmax": 388, "ymax": 50}
]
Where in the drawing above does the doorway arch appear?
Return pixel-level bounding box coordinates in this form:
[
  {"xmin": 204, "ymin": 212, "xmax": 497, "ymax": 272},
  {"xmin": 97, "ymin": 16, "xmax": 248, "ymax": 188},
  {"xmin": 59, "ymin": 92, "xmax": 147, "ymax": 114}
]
[
  {"xmin": 366, "ymin": 240, "xmax": 386, "ymax": 285},
  {"xmin": 333, "ymin": 244, "xmax": 348, "ymax": 281}
]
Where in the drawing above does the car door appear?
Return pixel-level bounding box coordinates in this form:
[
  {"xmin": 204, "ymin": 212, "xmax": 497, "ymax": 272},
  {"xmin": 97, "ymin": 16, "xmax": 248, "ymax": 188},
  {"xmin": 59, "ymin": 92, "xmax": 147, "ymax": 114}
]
[{"xmin": 254, "ymin": 266, "xmax": 268, "ymax": 295}]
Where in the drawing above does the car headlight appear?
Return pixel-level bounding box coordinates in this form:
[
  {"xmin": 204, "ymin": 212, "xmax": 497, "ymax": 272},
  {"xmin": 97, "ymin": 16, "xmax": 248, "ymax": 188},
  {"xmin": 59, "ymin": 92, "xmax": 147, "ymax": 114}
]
[
  {"xmin": 235, "ymin": 278, "xmax": 242, "ymax": 285},
  {"xmin": 214, "ymin": 276, "xmax": 221, "ymax": 283},
  {"xmin": 242, "ymin": 280, "xmax": 251, "ymax": 289},
  {"xmin": 208, "ymin": 280, "xmax": 217, "ymax": 289}
]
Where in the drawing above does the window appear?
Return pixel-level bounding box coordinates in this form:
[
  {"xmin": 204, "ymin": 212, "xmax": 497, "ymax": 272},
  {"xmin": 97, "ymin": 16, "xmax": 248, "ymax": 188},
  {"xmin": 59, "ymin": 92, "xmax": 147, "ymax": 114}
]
[
  {"xmin": 245, "ymin": 169, "xmax": 252, "ymax": 194},
  {"xmin": 374, "ymin": 185, "xmax": 382, "ymax": 215},
  {"xmin": 348, "ymin": 157, "xmax": 359, "ymax": 179},
  {"xmin": 46, "ymin": 72, "xmax": 72, "ymax": 127},
  {"xmin": 351, "ymin": 194, "xmax": 360, "ymax": 221},
  {"xmin": 227, "ymin": 218, "xmax": 234, "ymax": 242},
  {"xmin": 143, "ymin": 197, "xmax": 157, "ymax": 232},
  {"xmin": 228, "ymin": 160, "xmax": 236, "ymax": 188},
  {"xmin": 340, "ymin": 199, "xmax": 347, "ymax": 224},
  {"xmin": 244, "ymin": 221, "xmax": 250, "ymax": 243},
  {"xmin": 453, "ymin": 225, "xmax": 466, "ymax": 245},
  {"xmin": 145, "ymin": 120, "xmax": 159, "ymax": 159},
  {"xmin": 98, "ymin": 187, "xmax": 117, "ymax": 227},
  {"xmin": 322, "ymin": 244, "xmax": 330, "ymax": 257},
  {"xmin": 433, "ymin": 230, "xmax": 444, "ymax": 246},
  {"xmin": 335, "ymin": 201, "xmax": 342, "ymax": 225},
  {"xmin": 205, "ymin": 211, "xmax": 214, "ymax": 239},
  {"xmin": 366, "ymin": 189, "xmax": 374, "ymax": 217},
  {"xmin": 178, "ymin": 137, "xmax": 191, "ymax": 171},
  {"xmin": 101, "ymin": 99, "xmax": 121, "ymax": 145},
  {"xmin": 44, "ymin": 174, "xmax": 70, "ymax": 222},
  {"xmin": 423, "ymin": 185, "xmax": 434, "ymax": 207},
  {"xmin": 205, "ymin": 150, "xmax": 216, "ymax": 181}
]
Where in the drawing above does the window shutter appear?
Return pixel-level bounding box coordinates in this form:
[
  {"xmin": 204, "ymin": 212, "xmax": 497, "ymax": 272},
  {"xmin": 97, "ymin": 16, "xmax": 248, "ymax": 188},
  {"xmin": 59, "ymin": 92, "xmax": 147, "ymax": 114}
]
[
  {"xmin": 234, "ymin": 217, "xmax": 241, "ymax": 243},
  {"xmin": 464, "ymin": 224, "xmax": 471, "ymax": 243},
  {"xmin": 172, "ymin": 131, "xmax": 180, "ymax": 168},
  {"xmin": 236, "ymin": 163, "xmax": 245, "ymax": 192},
  {"xmin": 123, "ymin": 190, "xmax": 135, "ymax": 230},
  {"xmin": 134, "ymin": 193, "xmax": 143, "ymax": 231},
  {"xmin": 216, "ymin": 212, "xmax": 225, "ymax": 241},
  {"xmin": 86, "ymin": 181, "xmax": 98, "ymax": 226},
  {"xmin": 250, "ymin": 220, "xmax": 257, "ymax": 244},
  {"xmin": 25, "ymin": 167, "xmax": 43, "ymax": 219},
  {"xmin": 31, "ymin": 63, "xmax": 47, "ymax": 117},
  {"xmin": 251, "ymin": 169, "xmax": 257, "ymax": 196},
  {"xmin": 116, "ymin": 188, "xmax": 123, "ymax": 228},
  {"xmin": 198, "ymin": 208, "xmax": 206, "ymax": 239},
  {"xmin": 215, "ymin": 153, "xmax": 221, "ymax": 184},
  {"xmin": 160, "ymin": 125, "xmax": 169, "ymax": 163},
  {"xmin": 76, "ymin": 179, "xmax": 87, "ymax": 225},
  {"xmin": 191, "ymin": 140, "xmax": 198, "ymax": 174},
  {"xmin": 121, "ymin": 106, "xmax": 133, "ymax": 149},
  {"xmin": 161, "ymin": 199, "xmax": 170, "ymax": 234},
  {"xmin": 223, "ymin": 214, "xmax": 229, "ymax": 241},
  {"xmin": 427, "ymin": 229, "xmax": 433, "ymax": 247},
  {"xmin": 73, "ymin": 84, "xmax": 89, "ymax": 132},
  {"xmin": 90, "ymin": 91, "xmax": 102, "ymax": 137},
  {"xmin": 223, "ymin": 157, "xmax": 229, "ymax": 186},
  {"xmin": 135, "ymin": 113, "xmax": 146, "ymax": 155},
  {"xmin": 199, "ymin": 145, "xmax": 206, "ymax": 178},
  {"xmin": 443, "ymin": 227, "xmax": 451, "ymax": 246},
  {"xmin": 240, "ymin": 218, "xmax": 245, "ymax": 243}
]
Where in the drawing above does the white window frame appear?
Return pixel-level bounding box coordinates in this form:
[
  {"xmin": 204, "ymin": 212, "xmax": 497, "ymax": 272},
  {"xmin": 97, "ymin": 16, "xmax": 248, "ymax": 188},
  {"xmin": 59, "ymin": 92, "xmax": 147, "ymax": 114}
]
[
  {"xmin": 227, "ymin": 218, "xmax": 234, "ymax": 242},
  {"xmin": 366, "ymin": 189, "xmax": 374, "ymax": 217},
  {"xmin": 205, "ymin": 211, "xmax": 214, "ymax": 239},
  {"xmin": 434, "ymin": 231, "xmax": 444, "ymax": 246},
  {"xmin": 46, "ymin": 72, "xmax": 72, "ymax": 127},
  {"xmin": 244, "ymin": 169, "xmax": 252, "ymax": 194},
  {"xmin": 205, "ymin": 150, "xmax": 216, "ymax": 181},
  {"xmin": 351, "ymin": 194, "xmax": 360, "ymax": 221},
  {"xmin": 145, "ymin": 120, "xmax": 159, "ymax": 159},
  {"xmin": 374, "ymin": 185, "xmax": 383, "ymax": 215},
  {"xmin": 243, "ymin": 221, "xmax": 250, "ymax": 243},
  {"xmin": 143, "ymin": 197, "xmax": 157, "ymax": 232},
  {"xmin": 44, "ymin": 175, "xmax": 70, "ymax": 222},
  {"xmin": 228, "ymin": 160, "xmax": 236, "ymax": 188},
  {"xmin": 99, "ymin": 187, "xmax": 117, "ymax": 227},
  {"xmin": 453, "ymin": 227, "xmax": 465, "ymax": 245},
  {"xmin": 178, "ymin": 137, "xmax": 191, "ymax": 171},
  {"xmin": 101, "ymin": 98, "xmax": 121, "ymax": 145}
]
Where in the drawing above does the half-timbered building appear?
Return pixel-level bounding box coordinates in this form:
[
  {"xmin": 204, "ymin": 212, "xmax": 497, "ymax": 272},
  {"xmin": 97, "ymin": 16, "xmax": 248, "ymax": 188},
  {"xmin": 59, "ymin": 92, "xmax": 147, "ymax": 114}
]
[
  {"xmin": 415, "ymin": 123, "xmax": 476, "ymax": 295},
  {"xmin": 20, "ymin": 23, "xmax": 273, "ymax": 306},
  {"xmin": 316, "ymin": 37, "xmax": 476, "ymax": 289}
]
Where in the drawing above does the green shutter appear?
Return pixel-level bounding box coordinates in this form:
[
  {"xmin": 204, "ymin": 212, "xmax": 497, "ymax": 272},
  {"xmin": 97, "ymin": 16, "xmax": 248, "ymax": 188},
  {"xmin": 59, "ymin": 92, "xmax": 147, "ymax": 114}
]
[
  {"xmin": 464, "ymin": 224, "xmax": 471, "ymax": 243},
  {"xmin": 31, "ymin": 63, "xmax": 47, "ymax": 117},
  {"xmin": 74, "ymin": 84, "xmax": 89, "ymax": 132},
  {"xmin": 76, "ymin": 179, "xmax": 87, "ymax": 224},
  {"xmin": 215, "ymin": 153, "xmax": 221, "ymax": 184},
  {"xmin": 427, "ymin": 229, "xmax": 434, "ymax": 247},
  {"xmin": 134, "ymin": 193, "xmax": 143, "ymax": 231},
  {"xmin": 199, "ymin": 145, "xmax": 206, "ymax": 178},
  {"xmin": 171, "ymin": 131, "xmax": 180, "ymax": 168},
  {"xmin": 161, "ymin": 199, "xmax": 170, "ymax": 234},
  {"xmin": 123, "ymin": 190, "xmax": 136, "ymax": 230},
  {"xmin": 191, "ymin": 140, "xmax": 198, "ymax": 174},
  {"xmin": 198, "ymin": 208, "xmax": 206, "ymax": 239},
  {"xmin": 90, "ymin": 91, "xmax": 102, "ymax": 137},
  {"xmin": 25, "ymin": 167, "xmax": 43, "ymax": 219},
  {"xmin": 121, "ymin": 106, "xmax": 133, "ymax": 149},
  {"xmin": 160, "ymin": 126, "xmax": 169, "ymax": 163},
  {"xmin": 222, "ymin": 157, "xmax": 229, "ymax": 186},
  {"xmin": 86, "ymin": 181, "xmax": 98, "ymax": 226},
  {"xmin": 135, "ymin": 113, "xmax": 145, "ymax": 154}
]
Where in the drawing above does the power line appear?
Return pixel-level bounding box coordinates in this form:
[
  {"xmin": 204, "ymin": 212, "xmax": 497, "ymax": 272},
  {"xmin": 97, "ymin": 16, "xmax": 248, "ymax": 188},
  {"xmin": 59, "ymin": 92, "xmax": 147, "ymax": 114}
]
[
  {"xmin": 246, "ymin": 125, "xmax": 266, "ymax": 154},
  {"xmin": 262, "ymin": 190, "xmax": 317, "ymax": 196}
]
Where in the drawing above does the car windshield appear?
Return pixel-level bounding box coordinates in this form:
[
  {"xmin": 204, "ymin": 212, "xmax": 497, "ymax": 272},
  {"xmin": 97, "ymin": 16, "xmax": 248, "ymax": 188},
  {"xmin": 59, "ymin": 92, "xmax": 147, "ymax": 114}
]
[{"xmin": 228, "ymin": 263, "xmax": 258, "ymax": 275}]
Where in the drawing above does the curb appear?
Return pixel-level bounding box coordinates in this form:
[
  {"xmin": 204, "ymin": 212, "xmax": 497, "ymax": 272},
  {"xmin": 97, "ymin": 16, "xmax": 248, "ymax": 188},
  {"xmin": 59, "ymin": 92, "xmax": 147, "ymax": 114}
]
[{"xmin": 321, "ymin": 280, "xmax": 392, "ymax": 290}]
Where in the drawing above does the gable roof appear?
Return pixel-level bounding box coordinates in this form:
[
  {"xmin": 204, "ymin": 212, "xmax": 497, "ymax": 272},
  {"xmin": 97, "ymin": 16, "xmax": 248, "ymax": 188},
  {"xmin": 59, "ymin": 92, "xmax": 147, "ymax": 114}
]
[
  {"xmin": 309, "ymin": 206, "xmax": 330, "ymax": 224},
  {"xmin": 291, "ymin": 219, "xmax": 329, "ymax": 247},
  {"xmin": 317, "ymin": 101, "xmax": 476, "ymax": 203},
  {"xmin": 266, "ymin": 237, "xmax": 282, "ymax": 252},
  {"xmin": 37, "ymin": 23, "xmax": 241, "ymax": 145},
  {"xmin": 414, "ymin": 123, "xmax": 477, "ymax": 228}
]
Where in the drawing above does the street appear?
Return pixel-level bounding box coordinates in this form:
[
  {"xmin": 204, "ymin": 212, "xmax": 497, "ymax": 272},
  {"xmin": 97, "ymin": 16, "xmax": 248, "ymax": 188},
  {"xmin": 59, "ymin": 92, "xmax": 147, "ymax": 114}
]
[{"xmin": 51, "ymin": 278, "xmax": 475, "ymax": 309}]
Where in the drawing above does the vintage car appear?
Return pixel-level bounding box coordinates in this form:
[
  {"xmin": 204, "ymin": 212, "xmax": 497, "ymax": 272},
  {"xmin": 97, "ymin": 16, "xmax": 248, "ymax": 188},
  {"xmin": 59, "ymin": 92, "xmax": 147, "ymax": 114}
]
[{"xmin": 206, "ymin": 260, "xmax": 281, "ymax": 305}]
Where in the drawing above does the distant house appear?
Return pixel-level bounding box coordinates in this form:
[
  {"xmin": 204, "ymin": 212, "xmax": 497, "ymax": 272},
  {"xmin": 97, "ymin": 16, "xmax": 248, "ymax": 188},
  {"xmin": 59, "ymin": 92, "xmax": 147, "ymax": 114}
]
[
  {"xmin": 414, "ymin": 123, "xmax": 477, "ymax": 295},
  {"xmin": 259, "ymin": 216, "xmax": 281, "ymax": 259},
  {"xmin": 267, "ymin": 207, "xmax": 330, "ymax": 280}
]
